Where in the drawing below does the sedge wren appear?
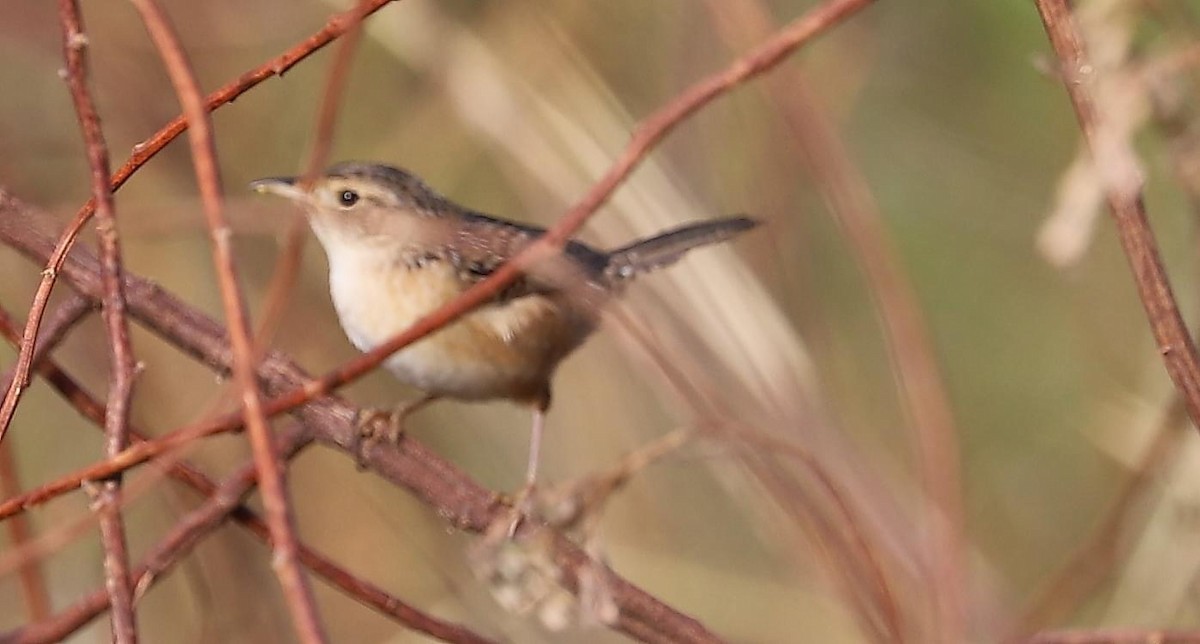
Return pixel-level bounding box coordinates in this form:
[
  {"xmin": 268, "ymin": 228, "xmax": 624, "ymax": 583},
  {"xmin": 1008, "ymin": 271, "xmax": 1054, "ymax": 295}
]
[{"xmin": 251, "ymin": 162, "xmax": 757, "ymax": 504}]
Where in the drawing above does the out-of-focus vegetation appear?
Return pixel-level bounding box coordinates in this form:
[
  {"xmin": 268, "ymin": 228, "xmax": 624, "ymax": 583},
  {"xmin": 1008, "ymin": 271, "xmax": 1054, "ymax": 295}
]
[{"xmin": 3, "ymin": 0, "xmax": 1200, "ymax": 642}]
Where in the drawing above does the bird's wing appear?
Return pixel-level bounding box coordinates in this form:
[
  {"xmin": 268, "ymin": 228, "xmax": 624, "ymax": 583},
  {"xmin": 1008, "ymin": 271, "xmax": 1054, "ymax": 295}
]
[{"xmin": 447, "ymin": 211, "xmax": 610, "ymax": 303}]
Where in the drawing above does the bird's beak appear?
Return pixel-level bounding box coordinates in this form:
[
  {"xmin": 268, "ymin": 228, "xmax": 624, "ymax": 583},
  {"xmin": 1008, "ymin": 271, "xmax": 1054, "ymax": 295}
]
[{"xmin": 249, "ymin": 176, "xmax": 306, "ymax": 201}]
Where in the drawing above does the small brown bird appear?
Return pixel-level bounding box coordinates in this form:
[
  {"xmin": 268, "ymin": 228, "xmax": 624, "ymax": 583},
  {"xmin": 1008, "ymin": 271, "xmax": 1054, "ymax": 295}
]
[{"xmin": 252, "ymin": 162, "xmax": 756, "ymax": 506}]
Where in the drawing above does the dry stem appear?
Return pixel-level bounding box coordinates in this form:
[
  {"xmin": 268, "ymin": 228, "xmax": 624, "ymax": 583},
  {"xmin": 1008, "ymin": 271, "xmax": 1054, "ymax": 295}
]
[
  {"xmin": 0, "ymin": 0, "xmax": 400, "ymax": 446},
  {"xmin": 1034, "ymin": 0, "xmax": 1200, "ymax": 432},
  {"xmin": 124, "ymin": 1, "xmax": 327, "ymax": 641},
  {"xmin": 55, "ymin": 2, "xmax": 140, "ymax": 639},
  {"xmin": 0, "ymin": 302, "xmax": 492, "ymax": 644}
]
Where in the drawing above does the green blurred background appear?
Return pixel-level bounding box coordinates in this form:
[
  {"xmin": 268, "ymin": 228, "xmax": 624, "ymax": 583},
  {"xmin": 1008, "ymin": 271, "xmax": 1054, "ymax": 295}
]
[{"xmin": 3, "ymin": 0, "xmax": 1199, "ymax": 641}]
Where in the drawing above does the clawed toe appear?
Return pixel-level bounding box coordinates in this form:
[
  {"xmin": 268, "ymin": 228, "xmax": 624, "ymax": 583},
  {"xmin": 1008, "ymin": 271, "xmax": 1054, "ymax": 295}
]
[
  {"xmin": 351, "ymin": 395, "xmax": 440, "ymax": 469},
  {"xmin": 352, "ymin": 406, "xmax": 410, "ymax": 469},
  {"xmin": 353, "ymin": 408, "xmax": 387, "ymax": 470},
  {"xmin": 384, "ymin": 407, "xmax": 409, "ymax": 443}
]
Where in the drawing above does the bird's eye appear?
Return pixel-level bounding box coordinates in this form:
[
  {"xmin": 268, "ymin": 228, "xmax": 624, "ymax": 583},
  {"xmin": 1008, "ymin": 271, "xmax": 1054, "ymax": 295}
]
[{"xmin": 337, "ymin": 189, "xmax": 360, "ymax": 207}]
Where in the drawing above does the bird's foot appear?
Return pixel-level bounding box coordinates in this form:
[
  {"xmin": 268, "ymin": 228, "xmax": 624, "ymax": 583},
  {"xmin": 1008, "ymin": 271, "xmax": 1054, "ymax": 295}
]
[
  {"xmin": 351, "ymin": 395, "xmax": 438, "ymax": 470},
  {"xmin": 352, "ymin": 405, "xmax": 409, "ymax": 470}
]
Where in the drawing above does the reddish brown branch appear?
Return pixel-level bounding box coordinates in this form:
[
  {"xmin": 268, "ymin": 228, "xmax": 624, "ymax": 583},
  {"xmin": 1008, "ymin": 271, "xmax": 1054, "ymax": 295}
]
[
  {"xmin": 610, "ymin": 308, "xmax": 905, "ymax": 642},
  {"xmin": 302, "ymin": 0, "xmax": 368, "ymax": 184},
  {"xmin": 3, "ymin": 425, "xmax": 309, "ymax": 644},
  {"xmin": 55, "ymin": 2, "xmax": 142, "ymax": 640},
  {"xmin": 0, "ymin": 0, "xmax": 399, "ymax": 448},
  {"xmin": 703, "ymin": 1, "xmax": 960, "ymax": 639},
  {"xmin": 1034, "ymin": 0, "xmax": 1200, "ymax": 430},
  {"xmin": 0, "ymin": 305, "xmax": 57, "ymax": 623},
  {"xmin": 0, "ymin": 297, "xmax": 96, "ymax": 623},
  {"xmin": 124, "ymin": 1, "xmax": 326, "ymax": 641},
  {"xmin": 0, "ymin": 441, "xmax": 50, "ymax": 622},
  {"xmin": 0, "ymin": 11, "xmax": 405, "ymax": 626},
  {"xmin": 247, "ymin": 0, "xmax": 372, "ymax": 383},
  {"xmin": 0, "ymin": 190, "xmax": 723, "ymax": 644},
  {"xmin": 0, "ymin": 303, "xmax": 493, "ymax": 644}
]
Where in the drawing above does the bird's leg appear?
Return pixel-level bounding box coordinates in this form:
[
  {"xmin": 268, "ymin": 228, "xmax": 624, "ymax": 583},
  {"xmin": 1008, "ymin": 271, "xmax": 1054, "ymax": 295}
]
[
  {"xmin": 508, "ymin": 396, "xmax": 548, "ymax": 537},
  {"xmin": 354, "ymin": 394, "xmax": 439, "ymax": 468}
]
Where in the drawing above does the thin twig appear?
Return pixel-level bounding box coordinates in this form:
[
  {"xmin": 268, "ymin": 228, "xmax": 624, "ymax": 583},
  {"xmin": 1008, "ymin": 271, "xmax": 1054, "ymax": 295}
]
[
  {"xmin": 610, "ymin": 306, "xmax": 903, "ymax": 643},
  {"xmin": 0, "ymin": 302, "xmax": 492, "ymax": 644},
  {"xmin": 134, "ymin": 429, "xmax": 308, "ymax": 600},
  {"xmin": 55, "ymin": 2, "xmax": 141, "ymax": 640},
  {"xmin": 0, "ymin": 441, "xmax": 50, "ymax": 621},
  {"xmin": 246, "ymin": 0, "xmax": 371, "ymax": 380},
  {"xmin": 0, "ymin": 296, "xmax": 96, "ymax": 622},
  {"xmin": 3, "ymin": 425, "xmax": 309, "ymax": 644},
  {"xmin": 123, "ymin": 2, "xmax": 326, "ymax": 641},
  {"xmin": 302, "ymin": 1, "xmax": 367, "ymax": 185},
  {"xmin": 0, "ymin": 0, "xmax": 399, "ymax": 445},
  {"xmin": 703, "ymin": 2, "xmax": 960, "ymax": 639},
  {"xmin": 0, "ymin": 297, "xmax": 97, "ymax": 400},
  {"xmin": 1034, "ymin": 0, "xmax": 1200, "ymax": 431},
  {"xmin": 0, "ymin": 304, "xmax": 55, "ymax": 623},
  {"xmin": 215, "ymin": 0, "xmax": 371, "ymax": 415},
  {"xmin": 0, "ymin": 190, "xmax": 724, "ymax": 644}
]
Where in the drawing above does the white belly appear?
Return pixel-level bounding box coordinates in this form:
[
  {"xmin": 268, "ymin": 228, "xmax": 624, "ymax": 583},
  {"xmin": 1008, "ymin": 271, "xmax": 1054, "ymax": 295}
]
[{"xmin": 326, "ymin": 250, "xmax": 590, "ymax": 402}]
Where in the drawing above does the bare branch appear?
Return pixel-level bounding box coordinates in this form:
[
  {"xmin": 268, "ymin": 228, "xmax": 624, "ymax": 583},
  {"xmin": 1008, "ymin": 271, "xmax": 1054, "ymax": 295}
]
[
  {"xmin": 54, "ymin": 2, "xmax": 141, "ymax": 639},
  {"xmin": 245, "ymin": 0, "xmax": 374, "ymax": 396},
  {"xmin": 0, "ymin": 0, "xmax": 401, "ymax": 449},
  {"xmin": 124, "ymin": 1, "xmax": 326, "ymax": 641},
  {"xmin": 1033, "ymin": 0, "xmax": 1200, "ymax": 432},
  {"xmin": 0, "ymin": 442, "xmax": 50, "ymax": 622},
  {"xmin": 3, "ymin": 425, "xmax": 309, "ymax": 644},
  {"xmin": 0, "ymin": 302, "xmax": 494, "ymax": 644},
  {"xmin": 0, "ymin": 302, "xmax": 79, "ymax": 622}
]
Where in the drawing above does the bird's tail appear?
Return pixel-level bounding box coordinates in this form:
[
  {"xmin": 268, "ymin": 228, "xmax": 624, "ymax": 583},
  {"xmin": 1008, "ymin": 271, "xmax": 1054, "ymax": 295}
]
[{"xmin": 604, "ymin": 216, "xmax": 759, "ymax": 281}]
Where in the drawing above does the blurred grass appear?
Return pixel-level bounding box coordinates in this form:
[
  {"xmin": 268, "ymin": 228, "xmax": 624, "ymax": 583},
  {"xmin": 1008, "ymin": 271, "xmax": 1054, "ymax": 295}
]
[{"xmin": 4, "ymin": 0, "xmax": 1200, "ymax": 641}]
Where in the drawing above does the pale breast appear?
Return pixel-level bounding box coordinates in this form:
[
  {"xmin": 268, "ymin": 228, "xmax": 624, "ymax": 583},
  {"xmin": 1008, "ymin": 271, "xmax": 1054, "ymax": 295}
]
[{"xmin": 325, "ymin": 248, "xmax": 595, "ymax": 402}]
